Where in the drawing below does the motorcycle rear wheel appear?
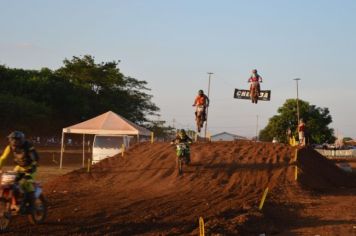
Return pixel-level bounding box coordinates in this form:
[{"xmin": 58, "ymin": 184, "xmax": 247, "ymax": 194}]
[
  {"xmin": 27, "ymin": 194, "xmax": 47, "ymax": 225},
  {"xmin": 250, "ymin": 87, "xmax": 259, "ymax": 104},
  {"xmin": 196, "ymin": 117, "xmax": 203, "ymax": 132}
]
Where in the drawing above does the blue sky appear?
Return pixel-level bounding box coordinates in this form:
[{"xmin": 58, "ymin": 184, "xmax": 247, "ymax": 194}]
[{"xmin": 1, "ymin": 0, "xmax": 356, "ymax": 138}]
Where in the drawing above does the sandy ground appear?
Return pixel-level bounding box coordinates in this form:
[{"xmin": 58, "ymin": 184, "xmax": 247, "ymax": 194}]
[{"xmin": 0, "ymin": 141, "xmax": 355, "ymax": 235}]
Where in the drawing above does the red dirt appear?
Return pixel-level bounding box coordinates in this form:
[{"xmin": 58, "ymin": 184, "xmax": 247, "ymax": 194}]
[{"xmin": 2, "ymin": 141, "xmax": 356, "ymax": 235}]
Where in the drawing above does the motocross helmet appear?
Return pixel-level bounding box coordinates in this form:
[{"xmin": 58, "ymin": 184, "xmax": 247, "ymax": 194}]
[
  {"xmin": 8, "ymin": 131, "xmax": 25, "ymax": 148},
  {"xmin": 8, "ymin": 131, "xmax": 25, "ymax": 140},
  {"xmin": 179, "ymin": 129, "xmax": 186, "ymax": 137},
  {"xmin": 198, "ymin": 90, "xmax": 204, "ymax": 95}
]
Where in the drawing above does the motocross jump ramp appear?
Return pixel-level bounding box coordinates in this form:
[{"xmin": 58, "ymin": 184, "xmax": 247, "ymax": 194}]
[{"xmin": 4, "ymin": 141, "xmax": 355, "ymax": 235}]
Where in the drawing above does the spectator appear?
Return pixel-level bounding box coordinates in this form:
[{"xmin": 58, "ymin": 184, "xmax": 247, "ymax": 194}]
[
  {"xmin": 298, "ymin": 119, "xmax": 306, "ymax": 146},
  {"xmin": 286, "ymin": 127, "xmax": 292, "ymax": 140}
]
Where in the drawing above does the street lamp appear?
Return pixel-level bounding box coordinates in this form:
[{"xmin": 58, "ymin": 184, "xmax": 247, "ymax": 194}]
[
  {"xmin": 205, "ymin": 72, "xmax": 213, "ymax": 139},
  {"xmin": 293, "ymin": 78, "xmax": 301, "ymax": 125}
]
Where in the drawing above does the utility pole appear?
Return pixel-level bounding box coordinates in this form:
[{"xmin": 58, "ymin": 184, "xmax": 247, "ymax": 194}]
[
  {"xmin": 336, "ymin": 128, "xmax": 339, "ymax": 139},
  {"xmin": 294, "ymin": 78, "xmax": 301, "ymax": 126},
  {"xmin": 205, "ymin": 72, "xmax": 213, "ymax": 139},
  {"xmin": 172, "ymin": 118, "xmax": 176, "ymax": 129}
]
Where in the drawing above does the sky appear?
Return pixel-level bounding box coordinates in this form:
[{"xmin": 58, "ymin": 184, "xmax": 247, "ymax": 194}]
[{"xmin": 1, "ymin": 0, "xmax": 356, "ymax": 138}]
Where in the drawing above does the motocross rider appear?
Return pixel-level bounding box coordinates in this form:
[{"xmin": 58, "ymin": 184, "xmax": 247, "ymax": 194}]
[
  {"xmin": 0, "ymin": 131, "xmax": 39, "ymax": 213},
  {"xmin": 248, "ymin": 69, "xmax": 263, "ymax": 96},
  {"xmin": 171, "ymin": 129, "xmax": 193, "ymax": 164},
  {"xmin": 192, "ymin": 90, "xmax": 210, "ymax": 126}
]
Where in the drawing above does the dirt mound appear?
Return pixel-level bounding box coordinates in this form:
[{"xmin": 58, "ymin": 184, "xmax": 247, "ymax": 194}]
[
  {"xmin": 3, "ymin": 141, "xmax": 355, "ymax": 235},
  {"xmin": 297, "ymin": 147, "xmax": 356, "ymax": 190}
]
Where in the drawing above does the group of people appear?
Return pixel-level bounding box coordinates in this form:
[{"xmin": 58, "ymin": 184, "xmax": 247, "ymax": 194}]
[{"xmin": 286, "ymin": 118, "xmax": 307, "ymax": 146}]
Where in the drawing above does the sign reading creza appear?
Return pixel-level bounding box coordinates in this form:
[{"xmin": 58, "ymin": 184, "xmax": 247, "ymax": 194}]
[{"xmin": 234, "ymin": 89, "xmax": 271, "ymax": 101}]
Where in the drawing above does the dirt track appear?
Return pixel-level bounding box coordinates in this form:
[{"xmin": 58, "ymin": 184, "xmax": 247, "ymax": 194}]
[{"xmin": 2, "ymin": 141, "xmax": 356, "ymax": 235}]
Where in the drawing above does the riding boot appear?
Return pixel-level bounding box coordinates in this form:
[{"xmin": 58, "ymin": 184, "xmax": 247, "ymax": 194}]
[{"xmin": 27, "ymin": 191, "xmax": 36, "ymax": 214}]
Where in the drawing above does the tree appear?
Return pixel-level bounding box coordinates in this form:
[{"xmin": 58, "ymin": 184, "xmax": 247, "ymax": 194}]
[
  {"xmin": 343, "ymin": 137, "xmax": 353, "ymax": 142},
  {"xmin": 56, "ymin": 55, "xmax": 159, "ymax": 124},
  {"xmin": 259, "ymin": 99, "xmax": 335, "ymax": 144},
  {"xmin": 0, "ymin": 93, "xmax": 52, "ymax": 135},
  {"xmin": 0, "ymin": 55, "xmax": 160, "ymax": 136},
  {"xmin": 146, "ymin": 120, "xmax": 175, "ymax": 140}
]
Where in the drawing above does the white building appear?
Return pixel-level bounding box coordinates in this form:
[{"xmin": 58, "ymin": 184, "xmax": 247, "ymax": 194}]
[{"xmin": 211, "ymin": 132, "xmax": 247, "ymax": 141}]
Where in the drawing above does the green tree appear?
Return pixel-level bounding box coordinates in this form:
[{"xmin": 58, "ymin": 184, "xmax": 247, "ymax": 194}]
[
  {"xmin": 146, "ymin": 120, "xmax": 175, "ymax": 140},
  {"xmin": 56, "ymin": 55, "xmax": 159, "ymax": 124},
  {"xmin": 259, "ymin": 99, "xmax": 335, "ymax": 144},
  {"xmin": 0, "ymin": 93, "xmax": 52, "ymax": 135},
  {"xmin": 0, "ymin": 55, "xmax": 159, "ymax": 136},
  {"xmin": 343, "ymin": 137, "xmax": 353, "ymax": 142}
]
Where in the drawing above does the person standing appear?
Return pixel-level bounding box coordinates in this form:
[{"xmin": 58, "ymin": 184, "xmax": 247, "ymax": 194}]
[{"xmin": 298, "ymin": 119, "xmax": 306, "ymax": 146}]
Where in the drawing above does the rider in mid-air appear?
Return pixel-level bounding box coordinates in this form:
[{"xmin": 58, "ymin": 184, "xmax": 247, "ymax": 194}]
[
  {"xmin": 0, "ymin": 131, "xmax": 39, "ymax": 214},
  {"xmin": 171, "ymin": 129, "xmax": 193, "ymax": 164},
  {"xmin": 192, "ymin": 90, "xmax": 210, "ymax": 127},
  {"xmin": 248, "ymin": 69, "xmax": 263, "ymax": 99}
]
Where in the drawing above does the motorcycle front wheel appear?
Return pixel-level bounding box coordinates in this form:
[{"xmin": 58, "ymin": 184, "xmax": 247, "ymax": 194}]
[
  {"xmin": 0, "ymin": 198, "xmax": 11, "ymax": 231},
  {"xmin": 177, "ymin": 156, "xmax": 183, "ymax": 175},
  {"xmin": 28, "ymin": 194, "xmax": 47, "ymax": 225}
]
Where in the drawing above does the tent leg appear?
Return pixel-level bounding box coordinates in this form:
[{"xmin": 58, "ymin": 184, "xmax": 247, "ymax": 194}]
[
  {"xmin": 60, "ymin": 132, "xmax": 65, "ymax": 169},
  {"xmin": 82, "ymin": 134, "xmax": 85, "ymax": 168}
]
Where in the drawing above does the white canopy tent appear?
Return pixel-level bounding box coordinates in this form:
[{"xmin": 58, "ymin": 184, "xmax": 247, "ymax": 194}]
[{"xmin": 60, "ymin": 111, "xmax": 151, "ymax": 168}]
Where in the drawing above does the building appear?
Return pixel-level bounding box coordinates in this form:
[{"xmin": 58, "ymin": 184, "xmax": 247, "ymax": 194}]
[{"xmin": 210, "ymin": 132, "xmax": 247, "ymax": 141}]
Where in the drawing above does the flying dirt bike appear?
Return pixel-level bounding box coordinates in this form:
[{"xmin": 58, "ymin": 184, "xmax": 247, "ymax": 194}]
[
  {"xmin": 0, "ymin": 171, "xmax": 47, "ymax": 231},
  {"xmin": 175, "ymin": 143, "xmax": 191, "ymax": 175},
  {"xmin": 233, "ymin": 86, "xmax": 271, "ymax": 103},
  {"xmin": 195, "ymin": 105, "xmax": 205, "ymax": 132},
  {"xmin": 249, "ymin": 82, "xmax": 261, "ymax": 104}
]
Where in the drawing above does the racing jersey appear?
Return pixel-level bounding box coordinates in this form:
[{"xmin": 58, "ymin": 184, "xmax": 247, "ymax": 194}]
[
  {"xmin": 194, "ymin": 94, "xmax": 209, "ymax": 106},
  {"xmin": 248, "ymin": 75, "xmax": 262, "ymax": 83},
  {"xmin": 298, "ymin": 123, "xmax": 305, "ymax": 132},
  {"xmin": 0, "ymin": 141, "xmax": 39, "ymax": 171}
]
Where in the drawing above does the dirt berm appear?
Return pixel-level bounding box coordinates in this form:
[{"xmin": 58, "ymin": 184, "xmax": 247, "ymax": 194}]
[{"xmin": 4, "ymin": 141, "xmax": 356, "ymax": 235}]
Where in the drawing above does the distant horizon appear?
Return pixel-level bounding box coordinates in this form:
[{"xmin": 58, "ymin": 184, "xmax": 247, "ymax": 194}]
[{"xmin": 0, "ymin": 55, "xmax": 352, "ymax": 140}]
